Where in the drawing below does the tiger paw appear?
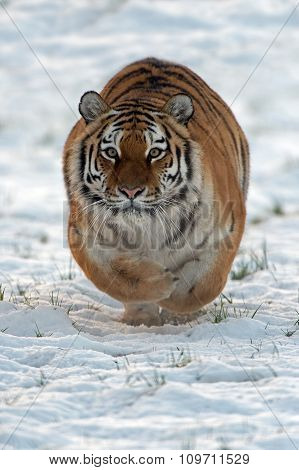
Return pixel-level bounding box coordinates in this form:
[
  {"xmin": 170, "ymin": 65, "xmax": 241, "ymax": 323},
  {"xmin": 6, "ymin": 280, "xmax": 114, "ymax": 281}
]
[
  {"xmin": 121, "ymin": 303, "xmax": 163, "ymax": 327},
  {"xmin": 111, "ymin": 256, "xmax": 179, "ymax": 303},
  {"xmin": 139, "ymin": 267, "xmax": 179, "ymax": 302}
]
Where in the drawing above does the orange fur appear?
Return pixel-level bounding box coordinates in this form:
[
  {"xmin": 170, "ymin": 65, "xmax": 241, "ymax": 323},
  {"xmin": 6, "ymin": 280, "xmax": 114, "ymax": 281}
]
[{"xmin": 63, "ymin": 58, "xmax": 249, "ymax": 326}]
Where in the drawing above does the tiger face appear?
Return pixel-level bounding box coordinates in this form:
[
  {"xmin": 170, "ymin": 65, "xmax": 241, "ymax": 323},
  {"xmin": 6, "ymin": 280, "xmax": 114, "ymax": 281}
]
[{"xmin": 73, "ymin": 91, "xmax": 200, "ymax": 219}]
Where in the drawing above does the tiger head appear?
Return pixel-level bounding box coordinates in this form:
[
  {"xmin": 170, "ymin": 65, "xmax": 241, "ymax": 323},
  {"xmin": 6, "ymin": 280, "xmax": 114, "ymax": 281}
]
[{"xmin": 69, "ymin": 91, "xmax": 201, "ymax": 220}]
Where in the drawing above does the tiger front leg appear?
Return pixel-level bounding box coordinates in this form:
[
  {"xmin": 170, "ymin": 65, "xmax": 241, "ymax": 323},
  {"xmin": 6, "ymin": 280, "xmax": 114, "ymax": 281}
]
[
  {"xmin": 122, "ymin": 256, "xmax": 226, "ymax": 327},
  {"xmin": 108, "ymin": 255, "xmax": 179, "ymax": 304},
  {"xmin": 158, "ymin": 257, "xmax": 228, "ymax": 320},
  {"xmin": 158, "ymin": 216, "xmax": 244, "ymax": 322},
  {"xmin": 69, "ymin": 223, "xmax": 179, "ymax": 305}
]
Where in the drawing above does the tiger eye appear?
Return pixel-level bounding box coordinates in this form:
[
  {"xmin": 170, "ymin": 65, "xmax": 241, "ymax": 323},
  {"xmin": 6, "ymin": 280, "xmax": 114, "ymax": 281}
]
[
  {"xmin": 106, "ymin": 147, "xmax": 118, "ymax": 158},
  {"xmin": 149, "ymin": 148, "xmax": 162, "ymax": 158}
]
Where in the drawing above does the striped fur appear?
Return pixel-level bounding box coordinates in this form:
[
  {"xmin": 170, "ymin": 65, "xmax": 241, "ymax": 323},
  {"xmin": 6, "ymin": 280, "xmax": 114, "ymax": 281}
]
[{"xmin": 63, "ymin": 58, "xmax": 249, "ymax": 326}]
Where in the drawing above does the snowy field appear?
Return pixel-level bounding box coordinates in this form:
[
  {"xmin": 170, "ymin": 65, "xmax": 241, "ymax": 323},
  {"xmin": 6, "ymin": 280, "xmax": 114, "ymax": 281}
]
[{"xmin": 1, "ymin": 0, "xmax": 299, "ymax": 450}]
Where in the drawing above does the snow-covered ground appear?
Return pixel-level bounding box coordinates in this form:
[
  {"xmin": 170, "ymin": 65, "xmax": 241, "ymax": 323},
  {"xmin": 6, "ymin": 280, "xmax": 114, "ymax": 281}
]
[{"xmin": 0, "ymin": 0, "xmax": 299, "ymax": 450}]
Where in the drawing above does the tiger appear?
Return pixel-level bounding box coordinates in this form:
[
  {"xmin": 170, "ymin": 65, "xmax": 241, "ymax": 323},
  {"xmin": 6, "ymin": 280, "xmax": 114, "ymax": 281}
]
[{"xmin": 63, "ymin": 57, "xmax": 249, "ymax": 326}]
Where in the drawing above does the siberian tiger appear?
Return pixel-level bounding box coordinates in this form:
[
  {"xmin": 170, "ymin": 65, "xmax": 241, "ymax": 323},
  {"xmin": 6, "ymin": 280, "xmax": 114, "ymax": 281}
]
[{"xmin": 63, "ymin": 57, "xmax": 249, "ymax": 326}]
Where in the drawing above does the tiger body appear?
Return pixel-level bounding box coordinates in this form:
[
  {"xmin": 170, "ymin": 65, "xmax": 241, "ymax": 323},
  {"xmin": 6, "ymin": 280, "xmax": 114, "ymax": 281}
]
[{"xmin": 63, "ymin": 58, "xmax": 249, "ymax": 326}]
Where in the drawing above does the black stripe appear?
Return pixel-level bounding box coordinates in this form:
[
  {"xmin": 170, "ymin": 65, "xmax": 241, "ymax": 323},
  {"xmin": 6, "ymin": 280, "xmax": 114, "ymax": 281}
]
[
  {"xmin": 79, "ymin": 142, "xmax": 86, "ymax": 179},
  {"xmin": 104, "ymin": 67, "xmax": 151, "ymax": 99},
  {"xmin": 147, "ymin": 126, "xmax": 158, "ymax": 134},
  {"xmin": 94, "ymin": 156, "xmax": 100, "ymax": 172},
  {"xmin": 111, "ymin": 126, "xmax": 125, "ymax": 133},
  {"xmin": 90, "ymin": 173, "xmax": 103, "ymax": 182},
  {"xmin": 230, "ymin": 211, "xmax": 235, "ymax": 232},
  {"xmin": 177, "ymin": 184, "xmax": 188, "ymax": 201},
  {"xmin": 167, "ymin": 145, "xmax": 181, "ymax": 183},
  {"xmin": 113, "ymin": 101, "xmax": 139, "ymax": 109},
  {"xmin": 112, "ymin": 110, "xmax": 156, "ymax": 122},
  {"xmin": 137, "ymin": 102, "xmax": 161, "ymax": 111},
  {"xmin": 154, "ymin": 137, "xmax": 166, "ymax": 144},
  {"xmin": 81, "ymin": 184, "xmax": 103, "ymax": 203},
  {"xmin": 93, "ymin": 145, "xmax": 102, "ymax": 174},
  {"xmin": 112, "ymin": 117, "xmax": 155, "ymax": 127},
  {"xmin": 112, "ymin": 84, "xmax": 171, "ymax": 103},
  {"xmin": 111, "ymin": 117, "xmax": 133, "ymax": 126},
  {"xmin": 114, "ymin": 101, "xmax": 158, "ymax": 111},
  {"xmin": 239, "ymin": 137, "xmax": 248, "ymax": 193},
  {"xmin": 162, "ymin": 125, "xmax": 171, "ymax": 139},
  {"xmin": 88, "ymin": 144, "xmax": 94, "ymax": 174},
  {"xmin": 184, "ymin": 141, "xmax": 193, "ymax": 180},
  {"xmin": 102, "ymin": 135, "xmax": 113, "ymax": 144}
]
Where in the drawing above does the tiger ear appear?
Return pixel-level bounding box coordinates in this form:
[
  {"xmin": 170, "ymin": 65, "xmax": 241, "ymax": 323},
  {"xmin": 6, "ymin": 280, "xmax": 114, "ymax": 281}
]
[
  {"xmin": 162, "ymin": 94, "xmax": 194, "ymax": 125},
  {"xmin": 79, "ymin": 91, "xmax": 111, "ymax": 124}
]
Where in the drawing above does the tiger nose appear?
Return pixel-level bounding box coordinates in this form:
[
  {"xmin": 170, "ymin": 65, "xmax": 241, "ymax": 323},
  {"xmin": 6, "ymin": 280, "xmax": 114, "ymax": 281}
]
[{"xmin": 119, "ymin": 186, "xmax": 145, "ymax": 199}]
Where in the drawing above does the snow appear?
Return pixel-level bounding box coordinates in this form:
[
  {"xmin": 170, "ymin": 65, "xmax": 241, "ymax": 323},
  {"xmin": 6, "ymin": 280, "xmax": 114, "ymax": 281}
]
[{"xmin": 0, "ymin": 0, "xmax": 299, "ymax": 450}]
